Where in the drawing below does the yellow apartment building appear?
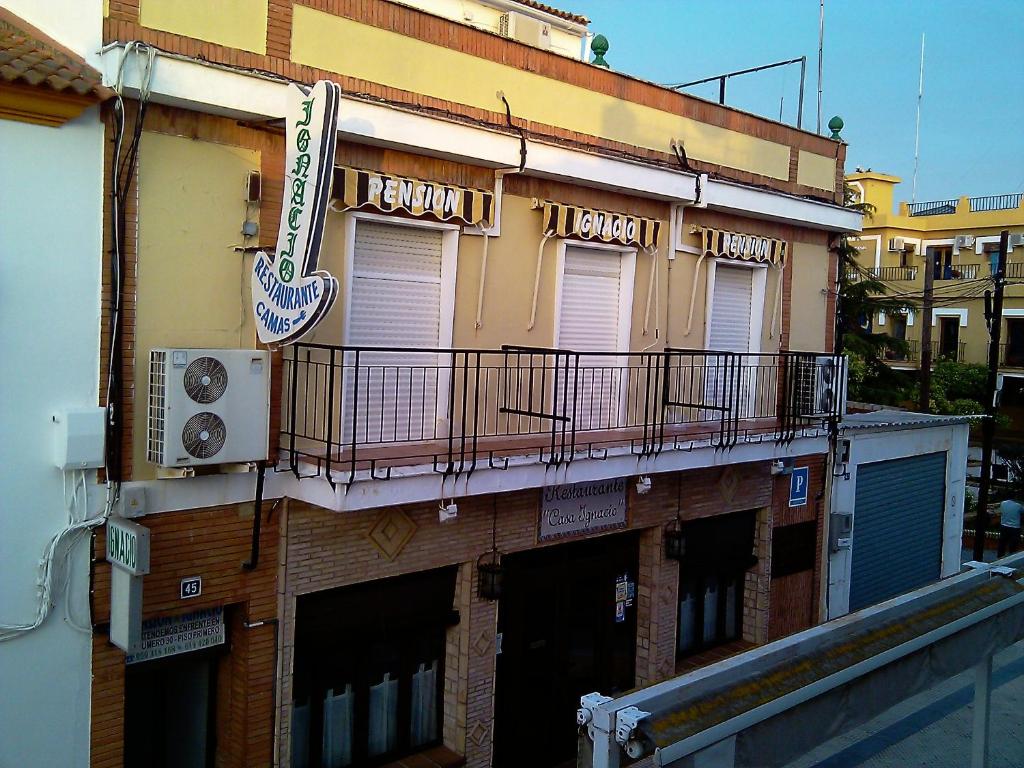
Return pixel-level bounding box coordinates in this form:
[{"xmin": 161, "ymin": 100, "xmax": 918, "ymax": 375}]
[{"xmin": 846, "ymin": 171, "xmax": 1024, "ymax": 377}]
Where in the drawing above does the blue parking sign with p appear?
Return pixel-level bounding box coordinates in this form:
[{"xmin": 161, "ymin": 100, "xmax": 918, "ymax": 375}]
[{"xmin": 789, "ymin": 467, "xmax": 809, "ymax": 507}]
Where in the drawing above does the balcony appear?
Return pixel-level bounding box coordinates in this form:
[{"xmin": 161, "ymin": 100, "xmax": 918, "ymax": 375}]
[
  {"xmin": 1000, "ymin": 343, "xmax": 1024, "ymax": 368},
  {"xmin": 908, "ymin": 199, "xmax": 958, "ymax": 217},
  {"xmin": 934, "ymin": 263, "xmax": 980, "ymax": 280},
  {"xmin": 279, "ymin": 345, "xmax": 846, "ymax": 487},
  {"xmin": 845, "ymin": 266, "xmax": 918, "ymax": 282},
  {"xmin": 930, "ymin": 340, "xmax": 966, "ymax": 363},
  {"xmin": 970, "ymin": 193, "xmax": 1023, "ymax": 213},
  {"xmin": 884, "ymin": 339, "xmax": 918, "ymax": 363}
]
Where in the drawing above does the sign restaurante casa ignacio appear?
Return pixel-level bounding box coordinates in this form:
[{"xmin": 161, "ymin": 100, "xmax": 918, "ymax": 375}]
[
  {"xmin": 539, "ymin": 478, "xmax": 628, "ymax": 541},
  {"xmin": 251, "ymin": 80, "xmax": 341, "ymax": 345}
]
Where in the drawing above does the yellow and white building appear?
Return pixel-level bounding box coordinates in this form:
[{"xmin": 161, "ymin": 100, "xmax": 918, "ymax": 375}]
[{"xmin": 847, "ymin": 171, "xmax": 1024, "ymax": 373}]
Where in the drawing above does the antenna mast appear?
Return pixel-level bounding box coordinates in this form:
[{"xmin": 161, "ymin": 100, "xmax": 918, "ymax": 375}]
[
  {"xmin": 912, "ymin": 33, "xmax": 925, "ymax": 203},
  {"xmin": 817, "ymin": 0, "xmax": 824, "ymax": 133}
]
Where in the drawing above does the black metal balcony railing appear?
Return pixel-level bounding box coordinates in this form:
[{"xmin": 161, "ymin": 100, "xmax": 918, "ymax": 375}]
[
  {"xmin": 930, "ymin": 340, "xmax": 967, "ymax": 363},
  {"xmin": 970, "ymin": 193, "xmax": 1023, "ymax": 213},
  {"xmin": 884, "ymin": 339, "xmax": 918, "ymax": 362},
  {"xmin": 909, "ymin": 199, "xmax": 958, "ymax": 217},
  {"xmin": 280, "ymin": 345, "xmax": 846, "ymax": 487},
  {"xmin": 935, "ymin": 263, "xmax": 980, "ymax": 280},
  {"xmin": 1000, "ymin": 343, "xmax": 1024, "ymax": 368}
]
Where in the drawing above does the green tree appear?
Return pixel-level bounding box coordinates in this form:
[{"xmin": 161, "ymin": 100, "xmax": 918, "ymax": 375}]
[{"xmin": 835, "ymin": 186, "xmax": 914, "ymax": 362}]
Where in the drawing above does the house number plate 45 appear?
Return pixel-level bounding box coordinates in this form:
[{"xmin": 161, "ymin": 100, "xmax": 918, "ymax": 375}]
[{"xmin": 180, "ymin": 576, "xmax": 202, "ymax": 599}]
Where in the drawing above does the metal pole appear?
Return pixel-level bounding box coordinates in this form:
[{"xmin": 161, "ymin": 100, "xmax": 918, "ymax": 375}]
[
  {"xmin": 974, "ymin": 230, "xmax": 1010, "ymax": 561},
  {"xmin": 797, "ymin": 56, "xmax": 806, "ymax": 129},
  {"xmin": 919, "ymin": 248, "xmax": 935, "ymax": 411},
  {"xmin": 912, "ymin": 34, "xmax": 925, "ymax": 203},
  {"xmin": 971, "ymin": 654, "xmax": 993, "ymax": 768},
  {"xmin": 817, "ymin": 0, "xmax": 824, "ymax": 134},
  {"xmin": 719, "ymin": 76, "xmax": 726, "ymax": 105}
]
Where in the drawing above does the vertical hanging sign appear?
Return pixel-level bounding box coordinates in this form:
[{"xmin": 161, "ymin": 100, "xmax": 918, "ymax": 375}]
[{"xmin": 251, "ymin": 80, "xmax": 341, "ymax": 345}]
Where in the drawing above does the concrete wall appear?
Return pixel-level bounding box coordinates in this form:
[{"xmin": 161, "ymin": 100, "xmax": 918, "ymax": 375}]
[
  {"xmin": 827, "ymin": 422, "xmax": 970, "ymax": 618},
  {"xmin": 0, "ymin": 105, "xmax": 104, "ymax": 768}
]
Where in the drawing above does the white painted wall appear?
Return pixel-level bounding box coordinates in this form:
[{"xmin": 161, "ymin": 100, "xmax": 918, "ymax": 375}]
[
  {"xmin": 1, "ymin": 0, "xmax": 103, "ymax": 67},
  {"xmin": 827, "ymin": 422, "xmax": 970, "ymax": 619},
  {"xmin": 0, "ymin": 105, "xmax": 105, "ymax": 767}
]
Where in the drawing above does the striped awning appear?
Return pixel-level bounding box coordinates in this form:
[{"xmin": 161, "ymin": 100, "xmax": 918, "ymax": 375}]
[
  {"xmin": 332, "ymin": 166, "xmax": 494, "ymax": 226},
  {"xmin": 702, "ymin": 226, "xmax": 788, "ymax": 266},
  {"xmin": 533, "ymin": 199, "xmax": 661, "ymax": 249}
]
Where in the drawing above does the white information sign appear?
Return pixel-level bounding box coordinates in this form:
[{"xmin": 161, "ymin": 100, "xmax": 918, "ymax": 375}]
[
  {"xmin": 125, "ymin": 607, "xmax": 225, "ymax": 664},
  {"xmin": 539, "ymin": 478, "xmax": 628, "ymax": 541}
]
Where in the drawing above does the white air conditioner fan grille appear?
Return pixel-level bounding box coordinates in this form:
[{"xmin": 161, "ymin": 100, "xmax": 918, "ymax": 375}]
[
  {"xmin": 184, "ymin": 356, "xmax": 229, "ymax": 403},
  {"xmin": 182, "ymin": 412, "xmax": 227, "ymax": 459}
]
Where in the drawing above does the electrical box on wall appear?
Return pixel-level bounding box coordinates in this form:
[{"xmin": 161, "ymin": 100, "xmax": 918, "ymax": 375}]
[
  {"xmin": 54, "ymin": 407, "xmax": 106, "ymax": 470},
  {"xmin": 830, "ymin": 512, "xmax": 853, "ymax": 552}
]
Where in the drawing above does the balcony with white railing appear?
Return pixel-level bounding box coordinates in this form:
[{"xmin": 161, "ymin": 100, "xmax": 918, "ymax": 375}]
[{"xmin": 278, "ymin": 345, "xmax": 846, "ymax": 488}]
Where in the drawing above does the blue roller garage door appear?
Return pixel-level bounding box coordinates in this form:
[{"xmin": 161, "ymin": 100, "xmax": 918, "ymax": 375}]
[{"xmin": 849, "ymin": 451, "xmax": 946, "ymax": 612}]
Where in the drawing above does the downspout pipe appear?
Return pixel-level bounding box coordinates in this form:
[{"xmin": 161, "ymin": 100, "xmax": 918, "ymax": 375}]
[{"xmin": 242, "ymin": 460, "xmax": 267, "ymax": 570}]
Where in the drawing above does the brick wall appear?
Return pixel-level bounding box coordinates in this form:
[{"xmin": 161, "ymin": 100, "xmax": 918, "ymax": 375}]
[
  {"xmin": 277, "ymin": 460, "xmax": 777, "ymax": 766},
  {"xmin": 91, "ymin": 501, "xmax": 279, "ymax": 767},
  {"xmin": 768, "ymin": 456, "xmax": 827, "ymax": 640}
]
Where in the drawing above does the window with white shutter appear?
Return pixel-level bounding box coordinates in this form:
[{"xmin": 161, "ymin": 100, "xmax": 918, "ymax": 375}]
[
  {"xmin": 706, "ymin": 264, "xmax": 758, "ymax": 418},
  {"xmin": 556, "ymin": 245, "xmax": 630, "ymax": 430},
  {"xmin": 708, "ymin": 264, "xmax": 754, "ymax": 353},
  {"xmin": 345, "ymin": 221, "xmax": 447, "ymax": 443}
]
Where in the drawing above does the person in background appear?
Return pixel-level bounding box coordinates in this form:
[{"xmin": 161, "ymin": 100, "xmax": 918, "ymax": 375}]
[{"xmin": 997, "ymin": 497, "xmax": 1023, "ymax": 557}]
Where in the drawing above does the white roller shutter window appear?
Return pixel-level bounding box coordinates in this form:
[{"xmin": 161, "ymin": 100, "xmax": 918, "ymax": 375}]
[
  {"xmin": 346, "ymin": 221, "xmax": 445, "ymax": 443},
  {"xmin": 706, "ymin": 264, "xmax": 755, "ymax": 418},
  {"xmin": 558, "ymin": 246, "xmax": 626, "ymax": 430},
  {"xmin": 708, "ymin": 264, "xmax": 753, "ymax": 353}
]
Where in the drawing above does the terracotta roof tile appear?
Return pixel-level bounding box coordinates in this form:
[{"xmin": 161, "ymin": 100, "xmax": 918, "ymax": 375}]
[
  {"xmin": 509, "ymin": 0, "xmax": 589, "ymax": 26},
  {"xmin": 0, "ymin": 8, "xmax": 110, "ymax": 99}
]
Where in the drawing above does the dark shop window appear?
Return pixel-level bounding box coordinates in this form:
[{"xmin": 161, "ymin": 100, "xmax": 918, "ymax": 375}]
[
  {"xmin": 676, "ymin": 510, "xmax": 757, "ymax": 658},
  {"xmin": 291, "ymin": 567, "xmax": 458, "ymax": 768},
  {"xmin": 771, "ymin": 521, "xmax": 818, "ymax": 578}
]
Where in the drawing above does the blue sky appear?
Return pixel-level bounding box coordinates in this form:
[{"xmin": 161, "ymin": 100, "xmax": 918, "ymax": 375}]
[{"xmin": 563, "ymin": 0, "xmax": 1024, "ymax": 210}]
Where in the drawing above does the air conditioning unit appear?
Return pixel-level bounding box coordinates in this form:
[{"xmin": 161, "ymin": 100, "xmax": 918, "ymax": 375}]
[
  {"xmin": 1010, "ymin": 233, "xmax": 1024, "ymax": 248},
  {"xmin": 498, "ymin": 11, "xmax": 551, "ymax": 49},
  {"xmin": 793, "ymin": 355, "xmax": 847, "ymax": 419},
  {"xmin": 888, "ymin": 237, "xmax": 905, "ymax": 252},
  {"xmin": 954, "ymin": 234, "xmax": 975, "ymax": 251},
  {"xmin": 148, "ymin": 348, "xmax": 270, "ymax": 468}
]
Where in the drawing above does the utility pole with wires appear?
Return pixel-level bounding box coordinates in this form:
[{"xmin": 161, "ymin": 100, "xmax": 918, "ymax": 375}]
[
  {"xmin": 919, "ymin": 248, "xmax": 935, "ymax": 411},
  {"xmin": 974, "ymin": 230, "xmax": 1010, "ymax": 561}
]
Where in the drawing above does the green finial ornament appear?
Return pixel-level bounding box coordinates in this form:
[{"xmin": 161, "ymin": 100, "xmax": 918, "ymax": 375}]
[
  {"xmin": 591, "ymin": 34, "xmax": 609, "ymax": 68},
  {"xmin": 828, "ymin": 115, "xmax": 844, "ymax": 140}
]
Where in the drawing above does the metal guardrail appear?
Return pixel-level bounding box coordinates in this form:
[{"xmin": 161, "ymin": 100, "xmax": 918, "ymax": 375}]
[
  {"xmin": 930, "ymin": 340, "xmax": 967, "ymax": 363},
  {"xmin": 970, "ymin": 193, "xmax": 1023, "ymax": 213},
  {"xmin": 909, "ymin": 199, "xmax": 958, "ymax": 217},
  {"xmin": 845, "ymin": 266, "xmax": 918, "ymax": 282},
  {"xmin": 935, "ymin": 263, "xmax": 980, "ymax": 280},
  {"xmin": 1005, "ymin": 262, "xmax": 1024, "ymax": 279},
  {"xmin": 884, "ymin": 339, "xmax": 917, "ymax": 363},
  {"xmin": 280, "ymin": 345, "xmax": 846, "ymax": 487},
  {"xmin": 1000, "ymin": 343, "xmax": 1024, "ymax": 368}
]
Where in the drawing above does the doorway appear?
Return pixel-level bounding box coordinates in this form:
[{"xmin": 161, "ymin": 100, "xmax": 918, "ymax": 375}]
[
  {"xmin": 124, "ymin": 649, "xmax": 219, "ymax": 768},
  {"xmin": 493, "ymin": 533, "xmax": 639, "ymax": 768},
  {"xmin": 938, "ymin": 317, "xmax": 960, "ymax": 361}
]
